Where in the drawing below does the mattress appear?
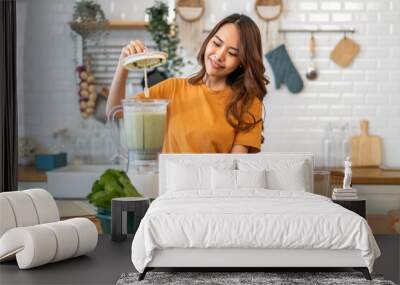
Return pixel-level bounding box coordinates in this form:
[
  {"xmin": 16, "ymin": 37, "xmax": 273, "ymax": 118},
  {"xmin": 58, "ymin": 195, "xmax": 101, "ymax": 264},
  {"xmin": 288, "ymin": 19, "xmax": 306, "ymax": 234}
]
[{"xmin": 131, "ymin": 190, "xmax": 380, "ymax": 273}]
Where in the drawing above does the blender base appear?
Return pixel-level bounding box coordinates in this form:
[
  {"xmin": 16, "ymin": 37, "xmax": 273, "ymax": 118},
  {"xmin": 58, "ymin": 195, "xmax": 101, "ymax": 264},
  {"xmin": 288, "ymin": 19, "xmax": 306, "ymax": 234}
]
[
  {"xmin": 126, "ymin": 162, "xmax": 159, "ymax": 198},
  {"xmin": 126, "ymin": 158, "xmax": 159, "ymax": 198}
]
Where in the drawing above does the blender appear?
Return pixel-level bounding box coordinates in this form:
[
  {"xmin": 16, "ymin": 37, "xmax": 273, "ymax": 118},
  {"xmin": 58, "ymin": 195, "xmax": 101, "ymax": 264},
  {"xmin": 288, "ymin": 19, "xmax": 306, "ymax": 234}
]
[{"xmin": 108, "ymin": 51, "xmax": 169, "ymax": 197}]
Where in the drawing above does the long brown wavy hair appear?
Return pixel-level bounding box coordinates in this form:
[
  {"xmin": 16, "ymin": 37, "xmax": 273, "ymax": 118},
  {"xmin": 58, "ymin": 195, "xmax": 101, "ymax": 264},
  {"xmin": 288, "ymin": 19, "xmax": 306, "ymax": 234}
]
[{"xmin": 188, "ymin": 14, "xmax": 268, "ymax": 144}]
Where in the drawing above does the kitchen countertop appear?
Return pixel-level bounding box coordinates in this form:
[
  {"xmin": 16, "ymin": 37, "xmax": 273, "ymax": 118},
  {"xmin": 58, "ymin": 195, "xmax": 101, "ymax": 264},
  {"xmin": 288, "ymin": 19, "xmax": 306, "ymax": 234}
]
[
  {"xmin": 20, "ymin": 165, "xmax": 400, "ymax": 185},
  {"xmin": 317, "ymin": 167, "xmax": 400, "ymax": 185},
  {"xmin": 18, "ymin": 165, "xmax": 47, "ymax": 182}
]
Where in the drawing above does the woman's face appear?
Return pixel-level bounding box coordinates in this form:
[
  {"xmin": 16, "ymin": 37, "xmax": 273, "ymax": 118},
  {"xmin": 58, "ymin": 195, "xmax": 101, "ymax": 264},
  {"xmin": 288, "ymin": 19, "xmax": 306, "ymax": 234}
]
[{"xmin": 204, "ymin": 23, "xmax": 241, "ymax": 79}]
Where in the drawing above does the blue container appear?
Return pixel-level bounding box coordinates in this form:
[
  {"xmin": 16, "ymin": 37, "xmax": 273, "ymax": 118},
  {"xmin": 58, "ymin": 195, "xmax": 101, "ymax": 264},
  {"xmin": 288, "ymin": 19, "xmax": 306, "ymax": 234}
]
[
  {"xmin": 35, "ymin": 152, "xmax": 67, "ymax": 171},
  {"xmin": 97, "ymin": 208, "xmax": 112, "ymax": 234}
]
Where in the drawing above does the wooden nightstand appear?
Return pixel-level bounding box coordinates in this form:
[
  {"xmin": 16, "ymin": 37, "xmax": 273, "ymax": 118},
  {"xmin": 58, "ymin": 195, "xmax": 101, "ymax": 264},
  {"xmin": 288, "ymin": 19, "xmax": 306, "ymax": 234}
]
[{"xmin": 332, "ymin": 199, "xmax": 366, "ymax": 219}]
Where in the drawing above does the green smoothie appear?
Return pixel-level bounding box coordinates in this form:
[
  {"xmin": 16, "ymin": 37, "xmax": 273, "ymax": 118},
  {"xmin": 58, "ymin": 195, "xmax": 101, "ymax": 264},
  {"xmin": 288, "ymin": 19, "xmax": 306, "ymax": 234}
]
[{"xmin": 123, "ymin": 111, "xmax": 166, "ymax": 152}]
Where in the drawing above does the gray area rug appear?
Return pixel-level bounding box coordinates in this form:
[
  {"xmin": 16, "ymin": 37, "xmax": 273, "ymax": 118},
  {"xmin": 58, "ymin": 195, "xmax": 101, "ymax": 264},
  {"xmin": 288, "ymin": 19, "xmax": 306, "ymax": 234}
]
[{"xmin": 116, "ymin": 271, "xmax": 396, "ymax": 285}]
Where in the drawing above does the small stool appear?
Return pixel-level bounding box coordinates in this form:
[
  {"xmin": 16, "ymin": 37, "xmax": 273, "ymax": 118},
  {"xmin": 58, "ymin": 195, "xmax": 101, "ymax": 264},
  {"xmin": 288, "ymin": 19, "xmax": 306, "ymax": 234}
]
[{"xmin": 111, "ymin": 197, "xmax": 150, "ymax": 242}]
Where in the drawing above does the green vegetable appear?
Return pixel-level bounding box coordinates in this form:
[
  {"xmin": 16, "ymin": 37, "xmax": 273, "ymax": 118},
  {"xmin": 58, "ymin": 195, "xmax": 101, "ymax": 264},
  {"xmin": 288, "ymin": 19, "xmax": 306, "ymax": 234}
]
[{"xmin": 86, "ymin": 169, "xmax": 142, "ymax": 209}]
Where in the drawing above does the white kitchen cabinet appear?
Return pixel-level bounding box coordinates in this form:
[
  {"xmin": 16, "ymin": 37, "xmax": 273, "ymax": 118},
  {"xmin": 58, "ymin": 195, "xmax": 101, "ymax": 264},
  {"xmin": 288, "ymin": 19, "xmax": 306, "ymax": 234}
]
[{"xmin": 355, "ymin": 185, "xmax": 400, "ymax": 215}]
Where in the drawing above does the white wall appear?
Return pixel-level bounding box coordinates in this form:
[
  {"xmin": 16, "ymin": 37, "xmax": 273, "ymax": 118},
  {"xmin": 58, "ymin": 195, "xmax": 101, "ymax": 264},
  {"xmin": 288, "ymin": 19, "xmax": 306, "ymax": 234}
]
[
  {"xmin": 259, "ymin": 0, "xmax": 400, "ymax": 168},
  {"xmin": 17, "ymin": 0, "xmax": 79, "ymax": 153},
  {"xmin": 17, "ymin": 0, "xmax": 400, "ymax": 166}
]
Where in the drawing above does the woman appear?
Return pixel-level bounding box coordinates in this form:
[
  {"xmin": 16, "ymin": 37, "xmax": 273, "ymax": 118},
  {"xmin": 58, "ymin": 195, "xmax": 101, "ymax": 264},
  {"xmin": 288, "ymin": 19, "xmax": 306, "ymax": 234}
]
[{"xmin": 107, "ymin": 14, "xmax": 268, "ymax": 154}]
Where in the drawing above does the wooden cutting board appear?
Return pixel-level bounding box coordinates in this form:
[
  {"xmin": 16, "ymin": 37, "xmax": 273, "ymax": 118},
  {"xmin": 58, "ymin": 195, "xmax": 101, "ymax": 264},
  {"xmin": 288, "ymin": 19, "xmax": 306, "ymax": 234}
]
[{"xmin": 351, "ymin": 120, "xmax": 382, "ymax": 167}]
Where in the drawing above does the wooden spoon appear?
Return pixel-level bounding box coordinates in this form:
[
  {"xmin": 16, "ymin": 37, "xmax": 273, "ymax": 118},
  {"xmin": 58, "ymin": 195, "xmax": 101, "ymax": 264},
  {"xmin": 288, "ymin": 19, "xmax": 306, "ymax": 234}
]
[{"xmin": 306, "ymin": 34, "xmax": 318, "ymax": 80}]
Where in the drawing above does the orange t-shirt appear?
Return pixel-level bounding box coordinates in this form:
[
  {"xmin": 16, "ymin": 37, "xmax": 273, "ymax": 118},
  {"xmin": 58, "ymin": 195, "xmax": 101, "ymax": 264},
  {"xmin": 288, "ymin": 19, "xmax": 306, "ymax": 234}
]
[{"xmin": 135, "ymin": 78, "xmax": 262, "ymax": 153}]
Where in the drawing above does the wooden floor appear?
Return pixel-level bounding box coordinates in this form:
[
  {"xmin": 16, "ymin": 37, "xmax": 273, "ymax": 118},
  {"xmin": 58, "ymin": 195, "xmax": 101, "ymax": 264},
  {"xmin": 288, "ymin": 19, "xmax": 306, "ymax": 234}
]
[{"xmin": 0, "ymin": 235, "xmax": 398, "ymax": 285}]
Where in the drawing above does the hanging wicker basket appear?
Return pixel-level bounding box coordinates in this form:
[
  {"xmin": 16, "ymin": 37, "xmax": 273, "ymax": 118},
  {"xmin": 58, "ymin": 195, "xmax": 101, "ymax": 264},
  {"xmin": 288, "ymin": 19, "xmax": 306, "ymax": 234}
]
[
  {"xmin": 255, "ymin": 0, "xmax": 283, "ymax": 22},
  {"xmin": 69, "ymin": 0, "xmax": 107, "ymax": 38},
  {"xmin": 176, "ymin": 0, "xmax": 205, "ymax": 22},
  {"xmin": 69, "ymin": 20, "xmax": 107, "ymax": 38}
]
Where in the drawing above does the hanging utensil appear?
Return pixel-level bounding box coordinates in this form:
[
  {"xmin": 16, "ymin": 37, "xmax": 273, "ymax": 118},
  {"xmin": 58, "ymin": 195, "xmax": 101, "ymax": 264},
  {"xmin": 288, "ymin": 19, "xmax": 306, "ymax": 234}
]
[
  {"xmin": 306, "ymin": 33, "xmax": 318, "ymax": 80},
  {"xmin": 330, "ymin": 33, "xmax": 360, "ymax": 68}
]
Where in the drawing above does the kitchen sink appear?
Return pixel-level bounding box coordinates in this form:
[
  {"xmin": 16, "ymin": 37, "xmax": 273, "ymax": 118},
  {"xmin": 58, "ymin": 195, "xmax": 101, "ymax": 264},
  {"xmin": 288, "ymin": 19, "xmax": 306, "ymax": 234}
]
[
  {"xmin": 46, "ymin": 164, "xmax": 122, "ymax": 199},
  {"xmin": 46, "ymin": 164, "xmax": 159, "ymax": 199}
]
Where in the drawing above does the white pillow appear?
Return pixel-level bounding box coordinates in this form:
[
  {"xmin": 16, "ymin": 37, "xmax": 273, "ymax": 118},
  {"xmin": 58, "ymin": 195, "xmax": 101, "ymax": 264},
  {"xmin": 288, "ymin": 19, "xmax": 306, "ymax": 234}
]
[
  {"xmin": 211, "ymin": 168, "xmax": 236, "ymax": 190},
  {"xmin": 211, "ymin": 169, "xmax": 267, "ymax": 190},
  {"xmin": 237, "ymin": 169, "xmax": 267, "ymax": 188},
  {"xmin": 167, "ymin": 162, "xmax": 211, "ymax": 191},
  {"xmin": 266, "ymin": 161, "xmax": 306, "ymax": 191},
  {"xmin": 166, "ymin": 158, "xmax": 236, "ymax": 192},
  {"xmin": 238, "ymin": 159, "xmax": 307, "ymax": 191}
]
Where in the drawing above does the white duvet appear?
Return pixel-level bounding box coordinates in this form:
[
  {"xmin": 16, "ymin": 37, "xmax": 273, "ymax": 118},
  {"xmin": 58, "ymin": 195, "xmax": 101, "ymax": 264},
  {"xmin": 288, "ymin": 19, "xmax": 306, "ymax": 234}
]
[{"xmin": 131, "ymin": 190, "xmax": 380, "ymax": 273}]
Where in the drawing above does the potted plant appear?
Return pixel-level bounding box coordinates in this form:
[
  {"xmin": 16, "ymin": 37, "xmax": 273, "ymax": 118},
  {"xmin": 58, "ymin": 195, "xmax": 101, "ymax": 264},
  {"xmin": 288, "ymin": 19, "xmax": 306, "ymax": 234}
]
[
  {"xmin": 143, "ymin": 1, "xmax": 184, "ymax": 87},
  {"xmin": 69, "ymin": 0, "xmax": 108, "ymax": 39},
  {"xmin": 87, "ymin": 169, "xmax": 142, "ymax": 234}
]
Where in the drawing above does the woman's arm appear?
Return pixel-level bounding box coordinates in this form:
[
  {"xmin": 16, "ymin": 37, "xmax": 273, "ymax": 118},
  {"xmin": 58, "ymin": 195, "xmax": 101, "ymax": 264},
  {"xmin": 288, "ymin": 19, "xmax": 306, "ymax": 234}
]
[
  {"xmin": 106, "ymin": 62, "xmax": 128, "ymax": 117},
  {"xmin": 231, "ymin": 98, "xmax": 263, "ymax": 153},
  {"xmin": 106, "ymin": 40, "xmax": 146, "ymax": 117},
  {"xmin": 231, "ymin": 144, "xmax": 248, "ymax": 153}
]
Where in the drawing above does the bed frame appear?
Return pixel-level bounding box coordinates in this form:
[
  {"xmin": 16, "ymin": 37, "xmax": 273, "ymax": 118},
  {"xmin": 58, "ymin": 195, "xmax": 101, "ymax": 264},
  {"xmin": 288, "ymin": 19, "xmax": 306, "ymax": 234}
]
[
  {"xmin": 138, "ymin": 153, "xmax": 371, "ymax": 281},
  {"xmin": 140, "ymin": 248, "xmax": 371, "ymax": 280}
]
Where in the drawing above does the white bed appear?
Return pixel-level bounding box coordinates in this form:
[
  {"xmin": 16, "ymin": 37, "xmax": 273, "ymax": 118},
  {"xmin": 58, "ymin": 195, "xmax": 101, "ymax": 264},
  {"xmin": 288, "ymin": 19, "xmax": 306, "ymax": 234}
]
[{"xmin": 131, "ymin": 153, "xmax": 380, "ymax": 280}]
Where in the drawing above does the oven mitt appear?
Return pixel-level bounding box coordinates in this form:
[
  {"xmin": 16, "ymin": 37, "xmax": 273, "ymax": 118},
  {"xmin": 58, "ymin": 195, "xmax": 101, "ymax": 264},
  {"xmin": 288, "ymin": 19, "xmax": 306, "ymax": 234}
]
[
  {"xmin": 330, "ymin": 37, "xmax": 360, "ymax": 68},
  {"xmin": 265, "ymin": 44, "xmax": 303, "ymax": 94}
]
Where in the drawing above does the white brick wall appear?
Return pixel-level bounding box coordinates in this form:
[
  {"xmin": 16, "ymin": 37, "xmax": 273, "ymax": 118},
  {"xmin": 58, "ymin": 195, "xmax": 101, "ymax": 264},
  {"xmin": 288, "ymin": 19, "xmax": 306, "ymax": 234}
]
[
  {"xmin": 263, "ymin": 0, "xmax": 400, "ymax": 167},
  {"xmin": 17, "ymin": 0, "xmax": 400, "ymax": 167}
]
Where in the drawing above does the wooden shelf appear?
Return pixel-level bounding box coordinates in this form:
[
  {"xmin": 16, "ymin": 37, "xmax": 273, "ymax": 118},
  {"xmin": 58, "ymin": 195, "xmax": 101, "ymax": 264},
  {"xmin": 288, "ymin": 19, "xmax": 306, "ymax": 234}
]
[
  {"xmin": 69, "ymin": 20, "xmax": 147, "ymax": 33},
  {"xmin": 107, "ymin": 20, "xmax": 148, "ymax": 29}
]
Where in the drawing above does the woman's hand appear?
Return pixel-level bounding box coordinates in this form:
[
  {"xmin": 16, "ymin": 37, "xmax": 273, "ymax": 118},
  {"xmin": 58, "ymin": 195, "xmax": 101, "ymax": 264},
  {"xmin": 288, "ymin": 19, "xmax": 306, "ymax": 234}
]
[
  {"xmin": 119, "ymin": 40, "xmax": 146, "ymax": 61},
  {"xmin": 231, "ymin": 144, "xmax": 248, "ymax": 153}
]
